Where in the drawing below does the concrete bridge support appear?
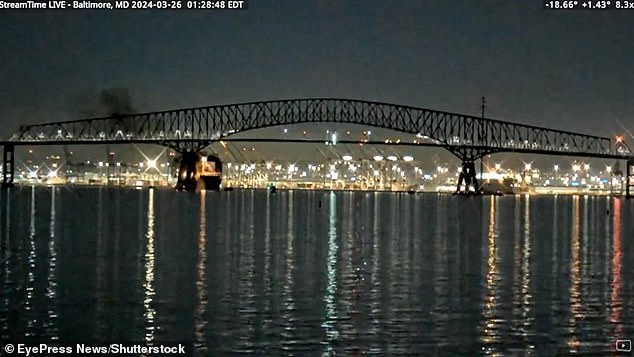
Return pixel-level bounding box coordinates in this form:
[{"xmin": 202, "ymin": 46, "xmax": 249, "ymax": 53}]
[
  {"xmin": 175, "ymin": 150, "xmax": 222, "ymax": 192},
  {"xmin": 456, "ymin": 160, "xmax": 479, "ymax": 194},
  {"xmin": 2, "ymin": 145, "xmax": 14, "ymax": 188}
]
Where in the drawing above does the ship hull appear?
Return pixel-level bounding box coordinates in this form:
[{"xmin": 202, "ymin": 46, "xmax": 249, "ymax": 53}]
[{"xmin": 200, "ymin": 175, "xmax": 222, "ymax": 191}]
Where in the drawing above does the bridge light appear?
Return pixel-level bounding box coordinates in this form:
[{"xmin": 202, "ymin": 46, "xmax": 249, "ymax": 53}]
[
  {"xmin": 342, "ymin": 155, "xmax": 353, "ymax": 161},
  {"xmin": 373, "ymin": 155, "xmax": 383, "ymax": 162},
  {"xmin": 403, "ymin": 155, "xmax": 414, "ymax": 162}
]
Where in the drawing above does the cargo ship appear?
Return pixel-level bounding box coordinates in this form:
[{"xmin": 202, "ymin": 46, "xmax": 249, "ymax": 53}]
[
  {"xmin": 172, "ymin": 152, "xmax": 222, "ymax": 191},
  {"xmin": 199, "ymin": 154, "xmax": 222, "ymax": 191}
]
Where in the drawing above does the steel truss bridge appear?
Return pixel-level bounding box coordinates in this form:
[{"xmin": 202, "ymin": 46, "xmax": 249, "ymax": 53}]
[{"xmin": 1, "ymin": 98, "xmax": 633, "ymax": 193}]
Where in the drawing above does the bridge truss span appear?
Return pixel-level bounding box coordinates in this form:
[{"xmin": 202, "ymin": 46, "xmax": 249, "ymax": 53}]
[{"xmin": 7, "ymin": 98, "xmax": 623, "ymax": 160}]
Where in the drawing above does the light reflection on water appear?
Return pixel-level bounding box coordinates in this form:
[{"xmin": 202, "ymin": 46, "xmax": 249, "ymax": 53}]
[
  {"xmin": 143, "ymin": 188, "xmax": 156, "ymax": 344},
  {"xmin": 0, "ymin": 187, "xmax": 633, "ymax": 355},
  {"xmin": 195, "ymin": 190, "xmax": 207, "ymax": 352}
]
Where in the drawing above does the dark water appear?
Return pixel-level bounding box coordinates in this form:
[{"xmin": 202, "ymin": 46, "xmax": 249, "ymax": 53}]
[{"xmin": 0, "ymin": 187, "xmax": 633, "ymax": 356}]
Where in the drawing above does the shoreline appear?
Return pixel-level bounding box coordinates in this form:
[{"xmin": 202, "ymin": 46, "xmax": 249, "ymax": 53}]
[{"xmin": 5, "ymin": 182, "xmax": 627, "ymax": 197}]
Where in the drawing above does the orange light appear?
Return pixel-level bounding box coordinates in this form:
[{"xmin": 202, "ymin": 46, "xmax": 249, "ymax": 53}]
[{"xmin": 616, "ymin": 136, "xmax": 624, "ymax": 143}]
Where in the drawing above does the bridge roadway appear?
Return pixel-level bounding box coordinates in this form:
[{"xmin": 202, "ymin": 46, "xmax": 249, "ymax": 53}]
[{"xmin": 0, "ymin": 98, "xmax": 632, "ymax": 194}]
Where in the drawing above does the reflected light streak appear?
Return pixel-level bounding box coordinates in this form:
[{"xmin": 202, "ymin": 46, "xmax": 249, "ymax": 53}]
[
  {"xmin": 481, "ymin": 196, "xmax": 501, "ymax": 353},
  {"xmin": 195, "ymin": 191, "xmax": 207, "ymax": 351},
  {"xmin": 322, "ymin": 192, "xmax": 339, "ymax": 355},
  {"xmin": 369, "ymin": 193, "xmax": 382, "ymax": 354},
  {"xmin": 609, "ymin": 198, "xmax": 622, "ymax": 339},
  {"xmin": 25, "ymin": 186, "xmax": 36, "ymax": 336},
  {"xmin": 3, "ymin": 190, "xmax": 9, "ymax": 243},
  {"xmin": 282, "ymin": 191, "xmax": 295, "ymax": 343},
  {"xmin": 520, "ymin": 196, "xmax": 533, "ymax": 340},
  {"xmin": 45, "ymin": 188, "xmax": 58, "ymax": 339},
  {"xmin": 264, "ymin": 193, "xmax": 271, "ymax": 313},
  {"xmin": 0, "ymin": 192, "xmax": 9, "ymax": 336},
  {"xmin": 143, "ymin": 189, "xmax": 156, "ymax": 343},
  {"xmin": 567, "ymin": 196, "xmax": 581, "ymax": 353}
]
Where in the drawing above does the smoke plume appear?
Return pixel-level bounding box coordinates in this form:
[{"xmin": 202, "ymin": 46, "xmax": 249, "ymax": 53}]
[{"xmin": 67, "ymin": 87, "xmax": 137, "ymax": 117}]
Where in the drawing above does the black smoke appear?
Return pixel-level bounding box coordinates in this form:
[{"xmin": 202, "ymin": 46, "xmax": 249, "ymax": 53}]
[
  {"xmin": 67, "ymin": 87, "xmax": 137, "ymax": 118},
  {"xmin": 99, "ymin": 87, "xmax": 135, "ymax": 116}
]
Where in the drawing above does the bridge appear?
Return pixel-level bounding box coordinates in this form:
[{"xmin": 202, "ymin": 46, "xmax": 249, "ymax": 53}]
[{"xmin": 2, "ymin": 98, "xmax": 633, "ymax": 194}]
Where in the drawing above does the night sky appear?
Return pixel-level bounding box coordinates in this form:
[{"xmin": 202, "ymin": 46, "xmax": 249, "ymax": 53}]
[{"xmin": 1, "ymin": 0, "xmax": 633, "ymax": 140}]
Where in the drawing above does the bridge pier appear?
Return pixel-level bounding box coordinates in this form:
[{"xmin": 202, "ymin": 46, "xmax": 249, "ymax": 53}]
[
  {"xmin": 175, "ymin": 150, "xmax": 222, "ymax": 192},
  {"xmin": 2, "ymin": 145, "xmax": 14, "ymax": 188},
  {"xmin": 456, "ymin": 160, "xmax": 479, "ymax": 194}
]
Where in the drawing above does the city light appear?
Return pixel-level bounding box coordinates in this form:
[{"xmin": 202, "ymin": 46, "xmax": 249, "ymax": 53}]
[
  {"xmin": 616, "ymin": 135, "xmax": 624, "ymax": 143},
  {"xmin": 373, "ymin": 155, "xmax": 383, "ymax": 161},
  {"xmin": 495, "ymin": 163, "xmax": 501, "ymax": 170},
  {"xmin": 606, "ymin": 165, "xmax": 612, "ymax": 173},
  {"xmin": 342, "ymin": 155, "xmax": 353, "ymax": 161},
  {"xmin": 572, "ymin": 164, "xmax": 581, "ymax": 172},
  {"xmin": 331, "ymin": 133, "xmax": 338, "ymax": 145},
  {"xmin": 584, "ymin": 163, "xmax": 590, "ymax": 171},
  {"xmin": 403, "ymin": 155, "xmax": 414, "ymax": 162},
  {"xmin": 147, "ymin": 159, "xmax": 157, "ymax": 169},
  {"xmin": 554, "ymin": 164, "xmax": 559, "ymax": 171},
  {"xmin": 387, "ymin": 155, "xmax": 398, "ymax": 161},
  {"xmin": 524, "ymin": 162, "xmax": 532, "ymax": 171}
]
